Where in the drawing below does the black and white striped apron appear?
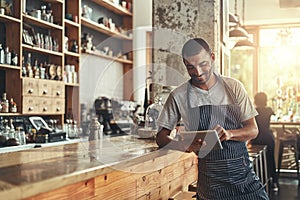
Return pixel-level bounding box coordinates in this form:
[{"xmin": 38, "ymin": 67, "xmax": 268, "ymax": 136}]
[{"xmin": 187, "ymin": 77, "xmax": 269, "ymax": 200}]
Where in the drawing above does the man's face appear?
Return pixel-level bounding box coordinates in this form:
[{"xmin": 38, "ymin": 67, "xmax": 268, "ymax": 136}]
[{"xmin": 183, "ymin": 50, "xmax": 214, "ymax": 87}]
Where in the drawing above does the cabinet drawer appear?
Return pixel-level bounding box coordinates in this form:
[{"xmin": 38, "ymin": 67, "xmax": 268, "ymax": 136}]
[
  {"xmin": 22, "ymin": 78, "xmax": 38, "ymax": 96},
  {"xmin": 22, "ymin": 96, "xmax": 38, "ymax": 113},
  {"xmin": 38, "ymin": 97, "xmax": 53, "ymax": 114},
  {"xmin": 50, "ymin": 82, "xmax": 65, "ymax": 98},
  {"xmin": 38, "ymin": 80, "xmax": 52, "ymax": 97},
  {"xmin": 52, "ymin": 98, "xmax": 65, "ymax": 114}
]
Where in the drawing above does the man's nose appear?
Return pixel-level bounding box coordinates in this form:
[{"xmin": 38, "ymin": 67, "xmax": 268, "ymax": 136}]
[{"xmin": 193, "ymin": 66, "xmax": 203, "ymax": 76}]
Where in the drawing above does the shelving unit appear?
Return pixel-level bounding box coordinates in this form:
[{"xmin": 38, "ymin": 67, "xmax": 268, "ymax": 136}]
[
  {"xmin": 0, "ymin": 0, "xmax": 134, "ymax": 126},
  {"xmin": 64, "ymin": 0, "xmax": 81, "ymax": 122},
  {"xmin": 0, "ymin": 0, "xmax": 81, "ymax": 124},
  {"xmin": 81, "ymin": 0, "xmax": 133, "ymax": 100}
]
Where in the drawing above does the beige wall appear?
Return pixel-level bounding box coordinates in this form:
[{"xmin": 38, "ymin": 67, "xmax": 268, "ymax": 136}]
[
  {"xmin": 151, "ymin": 0, "xmax": 222, "ymax": 98},
  {"xmin": 229, "ymin": 0, "xmax": 300, "ymax": 25}
]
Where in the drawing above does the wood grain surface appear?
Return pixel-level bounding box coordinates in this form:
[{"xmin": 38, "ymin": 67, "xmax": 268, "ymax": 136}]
[{"xmin": 0, "ymin": 136, "xmax": 198, "ymax": 200}]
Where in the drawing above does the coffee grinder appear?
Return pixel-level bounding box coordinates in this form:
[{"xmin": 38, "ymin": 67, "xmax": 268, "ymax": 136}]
[{"xmin": 94, "ymin": 97, "xmax": 112, "ymax": 134}]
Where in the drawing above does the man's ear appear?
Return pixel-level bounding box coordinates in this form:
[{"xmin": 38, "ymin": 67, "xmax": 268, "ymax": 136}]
[{"xmin": 211, "ymin": 53, "xmax": 215, "ymax": 61}]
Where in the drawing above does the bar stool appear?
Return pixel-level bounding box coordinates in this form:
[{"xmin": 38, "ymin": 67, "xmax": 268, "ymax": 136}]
[
  {"xmin": 277, "ymin": 133, "xmax": 300, "ymax": 185},
  {"xmin": 188, "ymin": 180, "xmax": 197, "ymax": 192},
  {"xmin": 248, "ymin": 145, "xmax": 269, "ymax": 193}
]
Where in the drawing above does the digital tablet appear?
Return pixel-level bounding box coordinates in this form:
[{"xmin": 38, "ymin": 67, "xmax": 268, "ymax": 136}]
[{"xmin": 180, "ymin": 130, "xmax": 223, "ymax": 151}]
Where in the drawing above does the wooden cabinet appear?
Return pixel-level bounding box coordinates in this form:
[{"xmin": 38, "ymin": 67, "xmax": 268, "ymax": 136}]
[
  {"xmin": 0, "ymin": 0, "xmax": 76, "ymax": 126},
  {"xmin": 22, "ymin": 78, "xmax": 65, "ymax": 114},
  {"xmin": 0, "ymin": 0, "xmax": 134, "ymax": 124}
]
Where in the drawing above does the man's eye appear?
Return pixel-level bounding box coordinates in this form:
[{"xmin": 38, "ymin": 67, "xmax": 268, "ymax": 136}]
[
  {"xmin": 200, "ymin": 62, "xmax": 208, "ymax": 67},
  {"xmin": 186, "ymin": 65, "xmax": 195, "ymax": 70}
]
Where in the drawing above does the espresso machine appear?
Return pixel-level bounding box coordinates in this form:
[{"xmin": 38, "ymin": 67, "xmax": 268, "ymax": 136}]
[
  {"xmin": 94, "ymin": 97, "xmax": 113, "ymax": 134},
  {"xmin": 94, "ymin": 97, "xmax": 135, "ymax": 135}
]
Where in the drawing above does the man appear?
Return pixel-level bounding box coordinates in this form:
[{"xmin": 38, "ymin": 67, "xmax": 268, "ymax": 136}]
[{"xmin": 156, "ymin": 38, "xmax": 269, "ymax": 199}]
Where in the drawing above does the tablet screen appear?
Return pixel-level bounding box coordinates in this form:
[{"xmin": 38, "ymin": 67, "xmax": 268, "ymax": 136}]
[{"xmin": 180, "ymin": 130, "xmax": 223, "ymax": 154}]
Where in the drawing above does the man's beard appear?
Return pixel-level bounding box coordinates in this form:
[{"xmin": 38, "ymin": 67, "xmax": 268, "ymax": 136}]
[{"xmin": 191, "ymin": 64, "xmax": 214, "ymax": 86}]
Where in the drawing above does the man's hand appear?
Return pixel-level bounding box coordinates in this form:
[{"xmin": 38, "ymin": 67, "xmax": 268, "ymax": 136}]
[
  {"xmin": 181, "ymin": 138, "xmax": 206, "ymax": 154},
  {"xmin": 214, "ymin": 124, "xmax": 233, "ymax": 142}
]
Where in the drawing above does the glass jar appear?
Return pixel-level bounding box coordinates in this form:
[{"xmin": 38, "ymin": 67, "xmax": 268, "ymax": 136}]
[{"xmin": 145, "ymin": 96, "xmax": 163, "ymax": 130}]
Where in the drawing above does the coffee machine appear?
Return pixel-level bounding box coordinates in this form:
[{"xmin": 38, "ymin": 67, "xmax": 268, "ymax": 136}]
[
  {"xmin": 94, "ymin": 97, "xmax": 113, "ymax": 134},
  {"xmin": 94, "ymin": 97, "xmax": 135, "ymax": 135}
]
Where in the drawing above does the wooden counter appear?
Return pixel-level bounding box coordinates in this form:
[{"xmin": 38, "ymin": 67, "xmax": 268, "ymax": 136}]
[{"xmin": 0, "ymin": 136, "xmax": 198, "ymax": 200}]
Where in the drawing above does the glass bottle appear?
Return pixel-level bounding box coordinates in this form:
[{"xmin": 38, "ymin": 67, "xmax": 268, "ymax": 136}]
[
  {"xmin": 11, "ymin": 50, "xmax": 18, "ymax": 66},
  {"xmin": 1, "ymin": 93, "xmax": 9, "ymax": 113},
  {"xmin": 0, "ymin": 44, "xmax": 5, "ymax": 64},
  {"xmin": 71, "ymin": 40, "xmax": 79, "ymax": 53},
  {"xmin": 26, "ymin": 53, "xmax": 33, "ymax": 78},
  {"xmin": 8, "ymin": 118, "xmax": 15, "ymax": 139},
  {"xmin": 2, "ymin": 119, "xmax": 10, "ymax": 140},
  {"xmin": 5, "ymin": 46, "xmax": 11, "ymax": 65},
  {"xmin": 9, "ymin": 98, "xmax": 17, "ymax": 113},
  {"xmin": 33, "ymin": 59, "xmax": 40, "ymax": 79},
  {"xmin": 41, "ymin": 5, "xmax": 47, "ymax": 21},
  {"xmin": 22, "ymin": 55, "xmax": 27, "ymax": 77},
  {"xmin": 15, "ymin": 127, "xmax": 22, "ymax": 145}
]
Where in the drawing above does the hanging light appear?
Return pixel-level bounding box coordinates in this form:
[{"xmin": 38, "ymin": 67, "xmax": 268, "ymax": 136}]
[
  {"xmin": 229, "ymin": 0, "xmax": 250, "ymax": 40},
  {"xmin": 229, "ymin": 13, "xmax": 239, "ymax": 27},
  {"xmin": 234, "ymin": 39, "xmax": 254, "ymax": 49},
  {"xmin": 232, "ymin": 0, "xmax": 254, "ymax": 48},
  {"xmin": 229, "ymin": 27, "xmax": 249, "ymax": 39}
]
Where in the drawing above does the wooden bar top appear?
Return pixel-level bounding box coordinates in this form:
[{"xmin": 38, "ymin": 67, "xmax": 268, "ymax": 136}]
[
  {"xmin": 0, "ymin": 136, "xmax": 191, "ymax": 200},
  {"xmin": 270, "ymin": 121, "xmax": 300, "ymax": 126}
]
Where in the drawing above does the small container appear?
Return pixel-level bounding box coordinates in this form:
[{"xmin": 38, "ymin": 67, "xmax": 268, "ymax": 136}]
[
  {"xmin": 0, "ymin": 8, "xmax": 5, "ymax": 15},
  {"xmin": 88, "ymin": 117, "xmax": 102, "ymax": 141}
]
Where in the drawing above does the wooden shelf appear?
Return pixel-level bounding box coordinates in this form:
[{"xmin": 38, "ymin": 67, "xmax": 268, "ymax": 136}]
[
  {"xmin": 0, "ymin": 14, "xmax": 21, "ymax": 23},
  {"xmin": 0, "ymin": 113, "xmax": 22, "ymax": 117},
  {"xmin": 23, "ymin": 14, "xmax": 63, "ymax": 30},
  {"xmin": 0, "ymin": 112, "xmax": 64, "ymax": 116},
  {"xmin": 81, "ymin": 17, "xmax": 132, "ymax": 41},
  {"xmin": 64, "ymin": 50, "xmax": 80, "ymax": 57},
  {"xmin": 44, "ymin": 0, "xmax": 64, "ymax": 3},
  {"xmin": 64, "ymin": 19, "xmax": 80, "ymax": 28},
  {"xmin": 22, "ymin": 44, "xmax": 63, "ymax": 57},
  {"xmin": 21, "ymin": 77, "xmax": 64, "ymax": 83},
  {"xmin": 65, "ymin": 83, "xmax": 80, "ymax": 87},
  {"xmin": 83, "ymin": 49, "xmax": 133, "ymax": 64},
  {"xmin": 91, "ymin": 0, "xmax": 132, "ymax": 16},
  {"xmin": 0, "ymin": 64, "xmax": 20, "ymax": 70}
]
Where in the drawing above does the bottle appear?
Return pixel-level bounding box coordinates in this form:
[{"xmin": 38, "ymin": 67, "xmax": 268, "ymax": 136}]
[
  {"xmin": 5, "ymin": 46, "xmax": 11, "ymax": 65},
  {"xmin": 22, "ymin": 56, "xmax": 27, "ymax": 77},
  {"xmin": 88, "ymin": 117, "xmax": 101, "ymax": 141},
  {"xmin": 33, "ymin": 59, "xmax": 40, "ymax": 79},
  {"xmin": 41, "ymin": 5, "xmax": 47, "ymax": 21},
  {"xmin": 0, "ymin": 44, "xmax": 4, "ymax": 64},
  {"xmin": 26, "ymin": 53, "xmax": 33, "ymax": 78},
  {"xmin": 9, "ymin": 98, "xmax": 17, "ymax": 113},
  {"xmin": 8, "ymin": 118, "xmax": 15, "ymax": 139},
  {"xmin": 15, "ymin": 127, "xmax": 26, "ymax": 145},
  {"xmin": 71, "ymin": 40, "xmax": 79, "ymax": 53},
  {"xmin": 14, "ymin": 127, "xmax": 21, "ymax": 145},
  {"xmin": 2, "ymin": 119, "xmax": 10, "ymax": 140},
  {"xmin": 1, "ymin": 93, "xmax": 9, "ymax": 113},
  {"xmin": 11, "ymin": 50, "xmax": 18, "ymax": 66}
]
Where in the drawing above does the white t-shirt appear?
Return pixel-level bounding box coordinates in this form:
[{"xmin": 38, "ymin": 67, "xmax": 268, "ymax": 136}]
[{"xmin": 156, "ymin": 75, "xmax": 258, "ymax": 131}]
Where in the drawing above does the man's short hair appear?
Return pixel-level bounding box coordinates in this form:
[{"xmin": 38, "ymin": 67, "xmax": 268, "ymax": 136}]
[{"xmin": 182, "ymin": 38, "xmax": 211, "ymax": 59}]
